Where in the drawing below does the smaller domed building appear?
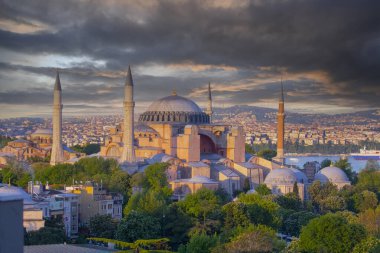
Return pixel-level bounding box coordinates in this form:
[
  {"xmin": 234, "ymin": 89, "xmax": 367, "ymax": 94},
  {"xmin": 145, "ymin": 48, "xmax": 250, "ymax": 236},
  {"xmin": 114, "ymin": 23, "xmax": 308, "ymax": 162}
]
[
  {"xmin": 314, "ymin": 165, "xmax": 351, "ymax": 189},
  {"xmin": 264, "ymin": 167, "xmax": 308, "ymax": 201}
]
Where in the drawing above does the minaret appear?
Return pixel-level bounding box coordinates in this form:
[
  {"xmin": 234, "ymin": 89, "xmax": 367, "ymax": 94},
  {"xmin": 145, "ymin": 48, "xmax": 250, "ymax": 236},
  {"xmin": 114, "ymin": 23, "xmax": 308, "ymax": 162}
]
[
  {"xmin": 275, "ymin": 81, "xmax": 285, "ymax": 164},
  {"xmin": 50, "ymin": 71, "xmax": 64, "ymax": 165},
  {"xmin": 206, "ymin": 82, "xmax": 213, "ymax": 123},
  {"xmin": 120, "ymin": 66, "xmax": 135, "ymax": 163}
]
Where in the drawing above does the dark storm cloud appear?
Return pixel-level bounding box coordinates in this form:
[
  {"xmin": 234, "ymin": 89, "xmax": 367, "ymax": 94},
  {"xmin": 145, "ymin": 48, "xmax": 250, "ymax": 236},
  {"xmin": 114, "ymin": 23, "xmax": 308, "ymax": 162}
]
[{"xmin": 0, "ymin": 0, "xmax": 379, "ymax": 115}]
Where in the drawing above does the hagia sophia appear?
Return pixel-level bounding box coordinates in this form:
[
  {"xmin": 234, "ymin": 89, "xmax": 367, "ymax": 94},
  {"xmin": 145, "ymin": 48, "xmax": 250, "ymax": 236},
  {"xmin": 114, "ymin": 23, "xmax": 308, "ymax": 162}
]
[{"xmin": 1, "ymin": 67, "xmax": 351, "ymax": 199}]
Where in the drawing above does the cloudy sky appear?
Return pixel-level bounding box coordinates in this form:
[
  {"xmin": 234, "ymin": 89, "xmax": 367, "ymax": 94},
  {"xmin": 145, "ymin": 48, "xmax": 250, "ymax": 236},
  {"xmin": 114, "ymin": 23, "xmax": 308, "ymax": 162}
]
[{"xmin": 0, "ymin": 0, "xmax": 379, "ymax": 118}]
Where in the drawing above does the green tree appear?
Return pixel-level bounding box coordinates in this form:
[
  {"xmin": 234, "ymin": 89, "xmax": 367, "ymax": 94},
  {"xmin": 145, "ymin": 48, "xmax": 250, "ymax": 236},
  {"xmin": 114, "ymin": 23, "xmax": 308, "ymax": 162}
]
[
  {"xmin": 109, "ymin": 170, "xmax": 132, "ymax": 199},
  {"xmin": 242, "ymin": 177, "xmax": 251, "ymax": 193},
  {"xmin": 224, "ymin": 225, "xmax": 286, "ymax": 253},
  {"xmin": 124, "ymin": 163, "xmax": 171, "ymax": 217},
  {"xmin": 245, "ymin": 143, "xmax": 255, "ymax": 155},
  {"xmin": 145, "ymin": 163, "xmax": 170, "ymax": 190},
  {"xmin": 282, "ymin": 211, "xmax": 318, "ymax": 236},
  {"xmin": 358, "ymin": 205, "xmax": 380, "ymax": 237},
  {"xmin": 298, "ymin": 213, "xmax": 367, "ymax": 253},
  {"xmin": 276, "ymin": 192, "xmax": 302, "ymax": 211},
  {"xmin": 257, "ymin": 149, "xmax": 277, "ymax": 161},
  {"xmin": 25, "ymin": 227, "xmax": 66, "ymax": 245},
  {"xmin": 352, "ymin": 236, "xmax": 380, "ymax": 253},
  {"xmin": 238, "ymin": 193, "xmax": 280, "ymax": 228},
  {"xmin": 357, "ymin": 164, "xmax": 380, "ymax": 193},
  {"xmin": 255, "ymin": 184, "xmax": 271, "ymax": 196},
  {"xmin": 179, "ymin": 188, "xmax": 222, "ymax": 227},
  {"xmin": 89, "ymin": 214, "xmax": 117, "ymax": 239},
  {"xmin": 320, "ymin": 195, "xmax": 347, "ymax": 212},
  {"xmin": 293, "ymin": 182, "xmax": 299, "ymax": 196},
  {"xmin": 164, "ymin": 203, "xmax": 193, "ymax": 250},
  {"xmin": 178, "ymin": 233, "xmax": 218, "ymax": 253},
  {"xmin": 320, "ymin": 159, "xmax": 332, "ymax": 168},
  {"xmin": 116, "ymin": 211, "xmax": 161, "ymax": 242},
  {"xmin": 308, "ymin": 181, "xmax": 339, "ymax": 212},
  {"xmin": 0, "ymin": 160, "xmax": 32, "ymax": 188},
  {"xmin": 71, "ymin": 143, "xmax": 100, "ymax": 155},
  {"xmin": 353, "ymin": 190, "xmax": 378, "ymax": 212},
  {"xmin": 334, "ymin": 158, "xmax": 357, "ymax": 183},
  {"xmin": 222, "ymin": 202, "xmax": 250, "ymax": 232}
]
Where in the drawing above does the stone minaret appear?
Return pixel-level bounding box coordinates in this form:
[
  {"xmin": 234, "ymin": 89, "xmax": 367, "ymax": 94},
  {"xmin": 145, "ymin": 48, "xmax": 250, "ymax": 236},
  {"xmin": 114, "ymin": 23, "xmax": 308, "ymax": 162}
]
[
  {"xmin": 50, "ymin": 71, "xmax": 64, "ymax": 165},
  {"xmin": 120, "ymin": 66, "xmax": 135, "ymax": 163},
  {"xmin": 205, "ymin": 82, "xmax": 213, "ymax": 123},
  {"xmin": 275, "ymin": 82, "xmax": 285, "ymax": 164}
]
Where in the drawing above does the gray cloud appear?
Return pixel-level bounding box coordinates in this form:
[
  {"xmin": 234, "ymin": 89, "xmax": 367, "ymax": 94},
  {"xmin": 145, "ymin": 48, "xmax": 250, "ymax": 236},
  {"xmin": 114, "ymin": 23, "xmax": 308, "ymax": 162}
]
[{"xmin": 0, "ymin": 0, "xmax": 379, "ymax": 118}]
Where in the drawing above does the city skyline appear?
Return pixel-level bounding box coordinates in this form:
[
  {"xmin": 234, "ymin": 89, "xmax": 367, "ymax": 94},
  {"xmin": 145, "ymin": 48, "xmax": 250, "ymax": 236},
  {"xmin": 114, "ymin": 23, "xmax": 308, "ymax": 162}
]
[{"xmin": 1, "ymin": 0, "xmax": 380, "ymax": 118}]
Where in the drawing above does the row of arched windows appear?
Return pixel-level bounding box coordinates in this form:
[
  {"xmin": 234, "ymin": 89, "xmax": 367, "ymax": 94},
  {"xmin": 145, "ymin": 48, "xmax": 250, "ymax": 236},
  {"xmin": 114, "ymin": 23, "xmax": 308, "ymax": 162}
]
[{"xmin": 139, "ymin": 111, "xmax": 210, "ymax": 124}]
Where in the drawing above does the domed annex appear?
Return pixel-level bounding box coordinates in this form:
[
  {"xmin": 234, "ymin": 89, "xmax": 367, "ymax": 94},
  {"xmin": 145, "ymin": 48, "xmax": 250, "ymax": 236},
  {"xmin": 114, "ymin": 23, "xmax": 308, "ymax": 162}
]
[
  {"xmin": 264, "ymin": 167, "xmax": 308, "ymax": 200},
  {"xmin": 264, "ymin": 167, "xmax": 298, "ymax": 185},
  {"xmin": 314, "ymin": 166, "xmax": 350, "ymax": 189},
  {"xmin": 139, "ymin": 93, "xmax": 210, "ymax": 124}
]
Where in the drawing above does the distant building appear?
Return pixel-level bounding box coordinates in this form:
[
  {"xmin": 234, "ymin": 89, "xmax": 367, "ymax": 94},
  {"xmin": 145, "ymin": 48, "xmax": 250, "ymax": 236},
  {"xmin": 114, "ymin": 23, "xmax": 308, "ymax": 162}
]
[
  {"xmin": 65, "ymin": 182, "xmax": 123, "ymax": 225},
  {"xmin": 0, "ymin": 129, "xmax": 81, "ymax": 162}
]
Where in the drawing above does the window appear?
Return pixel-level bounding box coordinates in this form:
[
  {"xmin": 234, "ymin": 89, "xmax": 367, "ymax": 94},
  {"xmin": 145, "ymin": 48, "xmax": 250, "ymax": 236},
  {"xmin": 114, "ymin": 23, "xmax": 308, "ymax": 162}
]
[{"xmin": 108, "ymin": 204, "xmax": 112, "ymax": 209}]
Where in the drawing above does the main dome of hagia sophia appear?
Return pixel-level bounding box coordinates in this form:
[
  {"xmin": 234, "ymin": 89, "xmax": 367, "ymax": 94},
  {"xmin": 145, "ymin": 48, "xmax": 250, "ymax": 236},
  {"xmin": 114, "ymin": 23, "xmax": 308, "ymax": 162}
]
[{"xmin": 139, "ymin": 93, "xmax": 210, "ymax": 124}]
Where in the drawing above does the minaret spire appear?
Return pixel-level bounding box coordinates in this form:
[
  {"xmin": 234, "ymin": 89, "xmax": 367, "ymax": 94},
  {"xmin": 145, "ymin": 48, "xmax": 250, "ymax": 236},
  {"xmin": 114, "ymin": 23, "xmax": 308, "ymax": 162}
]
[
  {"xmin": 206, "ymin": 82, "xmax": 213, "ymax": 123},
  {"xmin": 50, "ymin": 70, "xmax": 64, "ymax": 165},
  {"xmin": 120, "ymin": 65, "xmax": 136, "ymax": 163},
  {"xmin": 274, "ymin": 80, "xmax": 285, "ymax": 165}
]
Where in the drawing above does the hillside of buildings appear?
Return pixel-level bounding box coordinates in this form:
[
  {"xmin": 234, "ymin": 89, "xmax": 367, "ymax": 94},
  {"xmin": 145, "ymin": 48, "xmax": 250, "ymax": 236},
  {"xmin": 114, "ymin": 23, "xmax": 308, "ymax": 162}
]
[{"xmin": 214, "ymin": 106, "xmax": 380, "ymax": 125}]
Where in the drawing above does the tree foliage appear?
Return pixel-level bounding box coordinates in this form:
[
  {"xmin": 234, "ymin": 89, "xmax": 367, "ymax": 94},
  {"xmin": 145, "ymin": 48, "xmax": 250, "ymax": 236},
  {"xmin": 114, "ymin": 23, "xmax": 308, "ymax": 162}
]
[
  {"xmin": 257, "ymin": 149, "xmax": 277, "ymax": 161},
  {"xmin": 89, "ymin": 214, "xmax": 117, "ymax": 239},
  {"xmin": 334, "ymin": 158, "xmax": 357, "ymax": 183},
  {"xmin": 352, "ymin": 190, "xmax": 378, "ymax": 212},
  {"xmin": 320, "ymin": 158, "xmax": 332, "ymax": 168},
  {"xmin": 352, "ymin": 236, "xmax": 380, "ymax": 253},
  {"xmin": 298, "ymin": 213, "xmax": 367, "ymax": 253},
  {"xmin": 116, "ymin": 211, "xmax": 161, "ymax": 242},
  {"xmin": 178, "ymin": 233, "xmax": 218, "ymax": 253},
  {"xmin": 275, "ymin": 192, "xmax": 302, "ymax": 211},
  {"xmin": 358, "ymin": 205, "xmax": 380, "ymax": 237},
  {"xmin": 71, "ymin": 143, "xmax": 100, "ymax": 155},
  {"xmin": 282, "ymin": 211, "xmax": 318, "ymax": 236},
  {"xmin": 245, "ymin": 143, "xmax": 255, "ymax": 155},
  {"xmin": 222, "ymin": 202, "xmax": 250, "ymax": 232},
  {"xmin": 238, "ymin": 193, "xmax": 280, "ymax": 228},
  {"xmin": 255, "ymin": 184, "xmax": 271, "ymax": 196},
  {"xmin": 356, "ymin": 161, "xmax": 380, "ymax": 193},
  {"xmin": 179, "ymin": 188, "xmax": 222, "ymax": 225},
  {"xmin": 0, "ymin": 159, "xmax": 31, "ymax": 187},
  {"xmin": 224, "ymin": 225, "xmax": 286, "ymax": 253}
]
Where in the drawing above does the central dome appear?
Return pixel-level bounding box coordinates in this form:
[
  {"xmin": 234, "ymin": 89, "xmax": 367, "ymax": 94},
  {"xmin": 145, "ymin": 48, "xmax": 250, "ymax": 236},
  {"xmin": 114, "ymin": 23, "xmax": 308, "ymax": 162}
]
[
  {"xmin": 139, "ymin": 93, "xmax": 210, "ymax": 124},
  {"xmin": 147, "ymin": 94, "xmax": 203, "ymax": 113}
]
